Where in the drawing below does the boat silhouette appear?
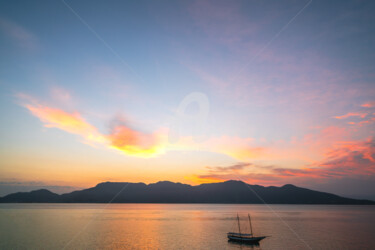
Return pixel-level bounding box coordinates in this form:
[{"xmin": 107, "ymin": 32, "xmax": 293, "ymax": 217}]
[{"xmin": 227, "ymin": 213, "xmax": 268, "ymax": 244}]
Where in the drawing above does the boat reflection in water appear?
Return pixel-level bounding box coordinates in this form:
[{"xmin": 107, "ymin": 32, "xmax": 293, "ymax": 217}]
[{"xmin": 227, "ymin": 214, "xmax": 268, "ymax": 245}]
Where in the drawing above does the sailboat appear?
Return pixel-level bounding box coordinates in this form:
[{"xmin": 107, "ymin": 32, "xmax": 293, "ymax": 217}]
[{"xmin": 227, "ymin": 214, "xmax": 267, "ymax": 244}]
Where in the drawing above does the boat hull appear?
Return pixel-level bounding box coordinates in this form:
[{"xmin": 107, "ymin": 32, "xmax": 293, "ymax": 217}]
[{"xmin": 228, "ymin": 235, "xmax": 266, "ymax": 244}]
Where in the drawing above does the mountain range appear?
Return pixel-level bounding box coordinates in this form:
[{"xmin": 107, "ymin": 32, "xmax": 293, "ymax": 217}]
[{"xmin": 0, "ymin": 180, "xmax": 374, "ymax": 204}]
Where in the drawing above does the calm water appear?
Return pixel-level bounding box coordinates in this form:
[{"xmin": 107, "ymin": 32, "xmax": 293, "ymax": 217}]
[{"xmin": 0, "ymin": 204, "xmax": 374, "ymax": 249}]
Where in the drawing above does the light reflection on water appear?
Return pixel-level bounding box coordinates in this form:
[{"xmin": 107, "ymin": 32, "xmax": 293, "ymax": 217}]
[{"xmin": 0, "ymin": 204, "xmax": 374, "ymax": 249}]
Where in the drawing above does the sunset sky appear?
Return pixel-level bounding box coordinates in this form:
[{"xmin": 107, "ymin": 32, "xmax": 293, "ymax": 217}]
[{"xmin": 1, "ymin": 0, "xmax": 374, "ymax": 199}]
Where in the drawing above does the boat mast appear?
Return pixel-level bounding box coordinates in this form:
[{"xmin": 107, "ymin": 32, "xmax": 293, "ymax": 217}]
[
  {"xmin": 237, "ymin": 213, "xmax": 241, "ymax": 236},
  {"xmin": 248, "ymin": 214, "xmax": 253, "ymax": 235}
]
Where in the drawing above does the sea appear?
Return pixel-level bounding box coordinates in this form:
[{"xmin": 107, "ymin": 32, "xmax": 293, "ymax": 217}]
[{"xmin": 0, "ymin": 204, "xmax": 374, "ymax": 249}]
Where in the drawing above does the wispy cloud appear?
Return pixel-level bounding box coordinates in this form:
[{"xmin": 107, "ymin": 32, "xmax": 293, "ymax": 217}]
[
  {"xmin": 18, "ymin": 94, "xmax": 166, "ymax": 157},
  {"xmin": 50, "ymin": 86, "xmax": 72, "ymax": 104},
  {"xmin": 334, "ymin": 112, "xmax": 368, "ymax": 119},
  {"xmin": 275, "ymin": 137, "xmax": 375, "ymax": 178},
  {"xmin": 361, "ymin": 101, "xmax": 375, "ymax": 108},
  {"xmin": 206, "ymin": 162, "xmax": 252, "ymax": 172},
  {"xmin": 26, "ymin": 104, "xmax": 105, "ymax": 143},
  {"xmin": 189, "ymin": 137, "xmax": 375, "ymax": 187},
  {"xmin": 0, "ymin": 18, "xmax": 37, "ymax": 50},
  {"xmin": 335, "ymin": 106, "xmax": 375, "ymax": 128},
  {"xmin": 347, "ymin": 117, "xmax": 375, "ymax": 127}
]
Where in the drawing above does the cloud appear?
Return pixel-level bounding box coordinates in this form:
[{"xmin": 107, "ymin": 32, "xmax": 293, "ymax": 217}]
[
  {"xmin": 361, "ymin": 101, "xmax": 375, "ymax": 108},
  {"xmin": 334, "ymin": 112, "xmax": 368, "ymax": 119},
  {"xmin": 20, "ymin": 95, "xmax": 165, "ymax": 157},
  {"xmin": 25, "ymin": 104, "xmax": 106, "ymax": 145},
  {"xmin": 188, "ymin": 171, "xmax": 280, "ymax": 186},
  {"xmin": 19, "ymin": 92, "xmax": 269, "ymax": 160},
  {"xmin": 108, "ymin": 124, "xmax": 166, "ymax": 157},
  {"xmin": 334, "ymin": 105, "xmax": 375, "ymax": 128},
  {"xmin": 50, "ymin": 86, "xmax": 72, "ymax": 104},
  {"xmin": 0, "ymin": 18, "xmax": 37, "ymax": 50},
  {"xmin": 206, "ymin": 162, "xmax": 252, "ymax": 172},
  {"xmin": 347, "ymin": 117, "xmax": 375, "ymax": 127},
  {"xmin": 23, "ymin": 104, "xmax": 266, "ymax": 160},
  {"xmin": 187, "ymin": 162, "xmax": 266, "ymax": 184},
  {"xmin": 18, "ymin": 89, "xmax": 369, "ymax": 164},
  {"xmin": 185, "ymin": 175, "xmax": 224, "ymax": 184},
  {"xmin": 189, "ymin": 137, "xmax": 375, "ymax": 187},
  {"xmin": 187, "ymin": 162, "xmax": 277, "ymax": 185},
  {"xmin": 268, "ymin": 138, "xmax": 375, "ymax": 184}
]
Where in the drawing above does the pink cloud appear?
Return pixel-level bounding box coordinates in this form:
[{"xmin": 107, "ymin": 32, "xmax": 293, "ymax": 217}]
[
  {"xmin": 0, "ymin": 18, "xmax": 37, "ymax": 50},
  {"xmin": 347, "ymin": 117, "xmax": 375, "ymax": 127},
  {"xmin": 50, "ymin": 86, "xmax": 72, "ymax": 104},
  {"xmin": 361, "ymin": 101, "xmax": 375, "ymax": 108},
  {"xmin": 189, "ymin": 137, "xmax": 375, "ymax": 186},
  {"xmin": 334, "ymin": 112, "xmax": 368, "ymax": 119}
]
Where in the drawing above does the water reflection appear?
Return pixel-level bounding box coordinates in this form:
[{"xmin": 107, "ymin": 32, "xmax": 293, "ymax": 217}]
[
  {"xmin": 0, "ymin": 204, "xmax": 375, "ymax": 249},
  {"xmin": 228, "ymin": 240, "xmax": 261, "ymax": 249}
]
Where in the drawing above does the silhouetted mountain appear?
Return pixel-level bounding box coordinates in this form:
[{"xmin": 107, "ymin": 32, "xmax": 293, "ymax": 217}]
[
  {"xmin": 0, "ymin": 189, "xmax": 60, "ymax": 203},
  {"xmin": 0, "ymin": 180, "xmax": 374, "ymax": 204}
]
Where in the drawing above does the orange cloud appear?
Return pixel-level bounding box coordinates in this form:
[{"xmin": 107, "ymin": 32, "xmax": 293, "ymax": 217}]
[
  {"xmin": 108, "ymin": 125, "xmax": 165, "ymax": 157},
  {"xmin": 24, "ymin": 103, "xmax": 164, "ymax": 157},
  {"xmin": 361, "ymin": 101, "xmax": 375, "ymax": 108},
  {"xmin": 26, "ymin": 104, "xmax": 105, "ymax": 144},
  {"xmin": 185, "ymin": 175, "xmax": 223, "ymax": 184},
  {"xmin": 334, "ymin": 112, "xmax": 367, "ymax": 119},
  {"xmin": 186, "ymin": 162, "xmax": 279, "ymax": 185},
  {"xmin": 347, "ymin": 117, "xmax": 375, "ymax": 127},
  {"xmin": 188, "ymin": 137, "xmax": 375, "ymax": 186},
  {"xmin": 278, "ymin": 137, "xmax": 375, "ymax": 177},
  {"xmin": 188, "ymin": 172, "xmax": 281, "ymax": 186},
  {"xmin": 23, "ymin": 98, "xmax": 265, "ymax": 160}
]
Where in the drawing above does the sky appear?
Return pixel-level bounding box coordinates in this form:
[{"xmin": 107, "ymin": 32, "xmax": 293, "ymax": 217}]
[{"xmin": 0, "ymin": 0, "xmax": 374, "ymax": 199}]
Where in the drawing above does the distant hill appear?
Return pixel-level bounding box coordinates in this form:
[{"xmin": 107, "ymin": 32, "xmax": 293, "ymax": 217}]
[
  {"xmin": 0, "ymin": 189, "xmax": 60, "ymax": 203},
  {"xmin": 0, "ymin": 180, "xmax": 374, "ymax": 204}
]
